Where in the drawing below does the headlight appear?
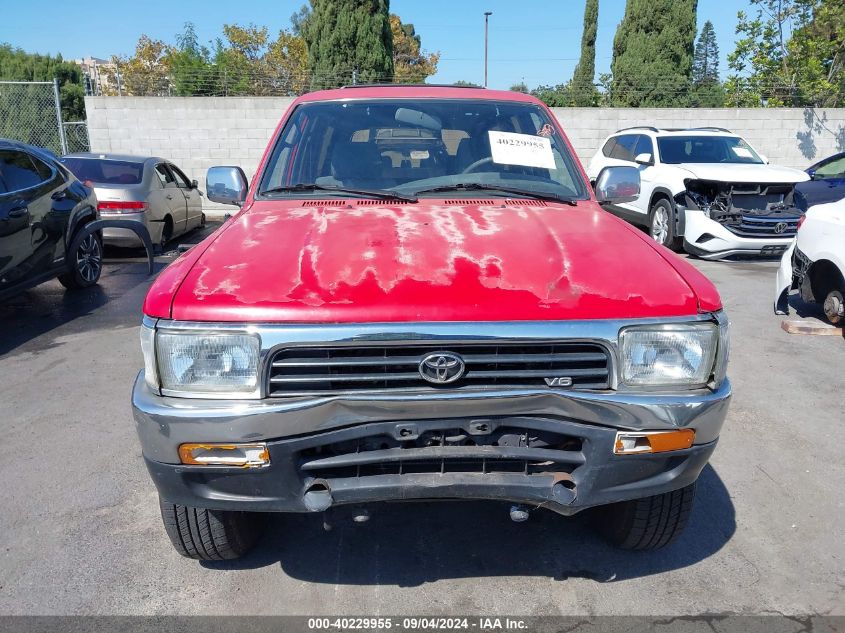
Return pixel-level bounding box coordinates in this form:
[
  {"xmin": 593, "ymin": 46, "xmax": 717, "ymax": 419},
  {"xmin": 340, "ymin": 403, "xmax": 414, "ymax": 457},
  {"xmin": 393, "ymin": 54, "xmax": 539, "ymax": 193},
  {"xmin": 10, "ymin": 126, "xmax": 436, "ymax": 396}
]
[
  {"xmin": 154, "ymin": 330, "xmax": 261, "ymax": 396},
  {"xmin": 619, "ymin": 323, "xmax": 718, "ymax": 388}
]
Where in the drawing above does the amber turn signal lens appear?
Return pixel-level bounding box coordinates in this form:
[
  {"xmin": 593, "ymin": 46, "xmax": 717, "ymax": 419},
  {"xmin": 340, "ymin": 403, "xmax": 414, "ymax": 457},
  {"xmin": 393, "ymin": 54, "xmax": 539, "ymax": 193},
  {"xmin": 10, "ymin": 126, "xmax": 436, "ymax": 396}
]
[
  {"xmin": 178, "ymin": 443, "xmax": 270, "ymax": 468},
  {"xmin": 614, "ymin": 429, "xmax": 695, "ymax": 455}
]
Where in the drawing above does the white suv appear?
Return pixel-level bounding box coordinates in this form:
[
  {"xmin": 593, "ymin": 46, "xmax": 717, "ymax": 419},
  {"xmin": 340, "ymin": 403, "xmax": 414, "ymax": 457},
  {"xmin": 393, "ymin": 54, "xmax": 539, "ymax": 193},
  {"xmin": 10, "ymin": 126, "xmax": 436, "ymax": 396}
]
[{"xmin": 587, "ymin": 127, "xmax": 810, "ymax": 259}]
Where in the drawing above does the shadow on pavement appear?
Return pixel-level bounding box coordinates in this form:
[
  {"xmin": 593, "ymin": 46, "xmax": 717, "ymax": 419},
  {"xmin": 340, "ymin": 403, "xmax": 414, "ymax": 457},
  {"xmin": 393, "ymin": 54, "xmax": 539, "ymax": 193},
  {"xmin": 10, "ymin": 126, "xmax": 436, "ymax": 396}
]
[
  {"xmin": 0, "ymin": 223, "xmax": 219, "ymax": 356},
  {"xmin": 207, "ymin": 465, "xmax": 734, "ymax": 585}
]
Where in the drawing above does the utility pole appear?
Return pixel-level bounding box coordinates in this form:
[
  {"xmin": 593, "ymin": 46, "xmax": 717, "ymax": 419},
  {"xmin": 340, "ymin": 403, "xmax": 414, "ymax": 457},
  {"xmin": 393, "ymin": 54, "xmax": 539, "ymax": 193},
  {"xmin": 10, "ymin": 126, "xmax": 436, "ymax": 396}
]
[{"xmin": 484, "ymin": 11, "xmax": 493, "ymax": 88}]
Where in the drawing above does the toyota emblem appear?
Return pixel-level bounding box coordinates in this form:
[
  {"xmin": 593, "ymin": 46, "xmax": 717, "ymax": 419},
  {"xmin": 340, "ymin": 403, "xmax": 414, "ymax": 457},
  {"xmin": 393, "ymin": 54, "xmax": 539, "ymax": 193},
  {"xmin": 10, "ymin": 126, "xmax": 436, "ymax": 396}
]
[
  {"xmin": 774, "ymin": 222, "xmax": 789, "ymax": 234},
  {"xmin": 419, "ymin": 352, "xmax": 465, "ymax": 384}
]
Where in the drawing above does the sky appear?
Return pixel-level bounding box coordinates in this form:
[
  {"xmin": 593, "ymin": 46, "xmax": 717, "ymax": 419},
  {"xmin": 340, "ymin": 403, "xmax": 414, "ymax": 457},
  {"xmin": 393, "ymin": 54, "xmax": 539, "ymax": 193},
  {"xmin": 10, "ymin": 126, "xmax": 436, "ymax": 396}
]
[{"xmin": 2, "ymin": 0, "xmax": 755, "ymax": 90}]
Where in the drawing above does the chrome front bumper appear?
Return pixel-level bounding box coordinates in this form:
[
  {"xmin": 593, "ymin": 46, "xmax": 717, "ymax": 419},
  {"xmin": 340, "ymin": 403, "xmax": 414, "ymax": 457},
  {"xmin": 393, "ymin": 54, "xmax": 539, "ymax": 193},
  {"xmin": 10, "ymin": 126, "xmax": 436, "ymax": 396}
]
[{"xmin": 133, "ymin": 372, "xmax": 731, "ymax": 464}]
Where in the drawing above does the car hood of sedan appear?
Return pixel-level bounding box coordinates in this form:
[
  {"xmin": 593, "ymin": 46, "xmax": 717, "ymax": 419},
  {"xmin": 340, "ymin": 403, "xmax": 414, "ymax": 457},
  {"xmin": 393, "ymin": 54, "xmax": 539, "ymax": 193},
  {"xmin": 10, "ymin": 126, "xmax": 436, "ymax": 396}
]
[
  {"xmin": 145, "ymin": 199, "xmax": 721, "ymax": 322},
  {"xmin": 676, "ymin": 162, "xmax": 810, "ymax": 184}
]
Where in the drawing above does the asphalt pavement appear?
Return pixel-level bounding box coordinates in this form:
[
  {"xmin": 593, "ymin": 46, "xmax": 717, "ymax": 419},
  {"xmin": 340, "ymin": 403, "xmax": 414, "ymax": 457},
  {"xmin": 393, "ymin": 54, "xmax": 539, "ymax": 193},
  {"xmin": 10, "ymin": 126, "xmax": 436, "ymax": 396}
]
[{"xmin": 0, "ymin": 226, "xmax": 842, "ymax": 616}]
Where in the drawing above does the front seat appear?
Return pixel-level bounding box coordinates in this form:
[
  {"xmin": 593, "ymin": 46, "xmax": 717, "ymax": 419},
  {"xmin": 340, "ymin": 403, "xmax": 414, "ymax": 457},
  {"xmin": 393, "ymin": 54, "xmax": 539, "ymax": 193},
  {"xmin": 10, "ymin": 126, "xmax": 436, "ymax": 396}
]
[{"xmin": 330, "ymin": 143, "xmax": 384, "ymax": 187}]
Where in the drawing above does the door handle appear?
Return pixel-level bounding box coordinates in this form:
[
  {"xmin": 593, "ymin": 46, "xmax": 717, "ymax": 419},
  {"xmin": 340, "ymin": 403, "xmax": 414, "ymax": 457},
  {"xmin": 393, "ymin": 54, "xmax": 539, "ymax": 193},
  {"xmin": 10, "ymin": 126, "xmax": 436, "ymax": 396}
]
[
  {"xmin": 51, "ymin": 189, "xmax": 67, "ymax": 200},
  {"xmin": 166, "ymin": 194, "xmax": 173, "ymax": 199},
  {"xmin": 7, "ymin": 206, "xmax": 28, "ymax": 219}
]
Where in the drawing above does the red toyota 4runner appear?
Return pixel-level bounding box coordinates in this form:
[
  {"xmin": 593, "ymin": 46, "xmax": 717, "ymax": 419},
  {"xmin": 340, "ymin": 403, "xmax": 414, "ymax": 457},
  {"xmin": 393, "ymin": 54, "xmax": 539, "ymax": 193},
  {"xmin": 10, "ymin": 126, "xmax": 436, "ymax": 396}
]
[{"xmin": 133, "ymin": 86, "xmax": 731, "ymax": 560}]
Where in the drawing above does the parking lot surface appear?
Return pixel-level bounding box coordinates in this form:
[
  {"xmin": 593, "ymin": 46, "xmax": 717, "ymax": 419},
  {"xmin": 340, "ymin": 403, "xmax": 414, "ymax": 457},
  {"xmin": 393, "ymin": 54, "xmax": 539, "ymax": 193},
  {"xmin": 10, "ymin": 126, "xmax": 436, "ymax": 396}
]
[{"xmin": 0, "ymin": 224, "xmax": 842, "ymax": 616}]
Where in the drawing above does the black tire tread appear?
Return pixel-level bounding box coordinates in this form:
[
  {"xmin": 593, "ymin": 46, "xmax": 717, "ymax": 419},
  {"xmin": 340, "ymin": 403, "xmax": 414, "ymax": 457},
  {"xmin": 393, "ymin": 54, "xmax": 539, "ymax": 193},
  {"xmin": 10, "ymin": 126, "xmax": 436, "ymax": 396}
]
[
  {"xmin": 597, "ymin": 483, "xmax": 696, "ymax": 550},
  {"xmin": 158, "ymin": 498, "xmax": 260, "ymax": 560}
]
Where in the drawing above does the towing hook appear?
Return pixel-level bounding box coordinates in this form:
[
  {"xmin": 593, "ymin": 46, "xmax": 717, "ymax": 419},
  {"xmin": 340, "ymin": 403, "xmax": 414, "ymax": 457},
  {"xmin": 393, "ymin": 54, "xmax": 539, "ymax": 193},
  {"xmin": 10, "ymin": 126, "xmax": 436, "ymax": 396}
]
[{"xmin": 509, "ymin": 505, "xmax": 530, "ymax": 523}]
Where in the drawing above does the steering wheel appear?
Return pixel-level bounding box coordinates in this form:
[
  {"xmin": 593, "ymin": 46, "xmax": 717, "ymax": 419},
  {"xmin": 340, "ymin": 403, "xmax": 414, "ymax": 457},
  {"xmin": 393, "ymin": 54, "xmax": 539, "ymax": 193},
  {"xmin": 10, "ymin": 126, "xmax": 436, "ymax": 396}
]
[{"xmin": 462, "ymin": 157, "xmax": 495, "ymax": 174}]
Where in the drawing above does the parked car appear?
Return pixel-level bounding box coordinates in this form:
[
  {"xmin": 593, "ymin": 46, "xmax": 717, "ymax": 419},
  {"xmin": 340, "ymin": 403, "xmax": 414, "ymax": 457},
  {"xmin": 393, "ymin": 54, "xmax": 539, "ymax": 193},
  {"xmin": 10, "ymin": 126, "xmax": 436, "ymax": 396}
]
[
  {"xmin": 1, "ymin": 139, "xmax": 102, "ymax": 300},
  {"xmin": 60, "ymin": 153, "xmax": 204, "ymax": 249},
  {"xmin": 795, "ymin": 151, "xmax": 845, "ymax": 211},
  {"xmin": 586, "ymin": 126, "xmax": 809, "ymax": 259},
  {"xmin": 133, "ymin": 85, "xmax": 731, "ymax": 560},
  {"xmin": 775, "ymin": 199, "xmax": 845, "ymax": 324}
]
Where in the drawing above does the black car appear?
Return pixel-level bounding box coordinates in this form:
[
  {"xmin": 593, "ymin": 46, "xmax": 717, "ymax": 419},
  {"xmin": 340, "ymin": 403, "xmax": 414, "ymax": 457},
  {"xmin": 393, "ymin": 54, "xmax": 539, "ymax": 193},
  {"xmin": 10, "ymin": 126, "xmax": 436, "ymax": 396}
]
[
  {"xmin": 795, "ymin": 151, "xmax": 845, "ymax": 210},
  {"xmin": 0, "ymin": 139, "xmax": 153, "ymax": 302}
]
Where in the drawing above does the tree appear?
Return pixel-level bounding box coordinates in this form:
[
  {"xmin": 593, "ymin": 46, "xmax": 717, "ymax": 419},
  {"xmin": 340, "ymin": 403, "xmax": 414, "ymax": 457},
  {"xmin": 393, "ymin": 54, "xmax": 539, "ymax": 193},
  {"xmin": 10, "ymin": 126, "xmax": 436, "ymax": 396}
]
[
  {"xmin": 109, "ymin": 35, "xmax": 172, "ymax": 96},
  {"xmin": 510, "ymin": 82, "xmax": 528, "ymax": 93},
  {"xmin": 0, "ymin": 43, "xmax": 86, "ymax": 120},
  {"xmin": 266, "ymin": 30, "xmax": 309, "ymax": 95},
  {"xmin": 692, "ymin": 20, "xmax": 719, "ymax": 84},
  {"xmin": 290, "ymin": 4, "xmax": 312, "ymax": 36},
  {"xmin": 168, "ymin": 23, "xmax": 218, "ymax": 96},
  {"xmin": 689, "ymin": 20, "xmax": 725, "ymax": 106},
  {"xmin": 787, "ymin": 0, "xmax": 845, "ymax": 107},
  {"xmin": 609, "ymin": 0, "xmax": 698, "ymax": 106},
  {"xmin": 390, "ymin": 14, "xmax": 439, "ymax": 83},
  {"xmin": 531, "ymin": 84, "xmax": 572, "ymax": 107},
  {"xmin": 453, "ymin": 80, "xmax": 481, "ymax": 87},
  {"xmin": 303, "ymin": 0, "xmax": 394, "ymax": 89},
  {"xmin": 570, "ymin": 0, "xmax": 599, "ymax": 106}
]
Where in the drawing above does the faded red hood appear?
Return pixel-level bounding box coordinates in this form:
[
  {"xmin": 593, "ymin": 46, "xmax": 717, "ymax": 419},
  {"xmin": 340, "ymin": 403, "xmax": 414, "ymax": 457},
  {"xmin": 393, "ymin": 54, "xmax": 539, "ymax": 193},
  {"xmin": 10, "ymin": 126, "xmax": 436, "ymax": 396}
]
[{"xmin": 144, "ymin": 199, "xmax": 721, "ymax": 322}]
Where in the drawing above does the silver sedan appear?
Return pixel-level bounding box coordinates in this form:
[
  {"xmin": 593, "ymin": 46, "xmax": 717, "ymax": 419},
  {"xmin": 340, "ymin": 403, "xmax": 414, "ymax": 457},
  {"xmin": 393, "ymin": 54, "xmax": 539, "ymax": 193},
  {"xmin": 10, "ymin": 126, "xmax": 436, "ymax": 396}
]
[{"xmin": 60, "ymin": 153, "xmax": 204, "ymax": 248}]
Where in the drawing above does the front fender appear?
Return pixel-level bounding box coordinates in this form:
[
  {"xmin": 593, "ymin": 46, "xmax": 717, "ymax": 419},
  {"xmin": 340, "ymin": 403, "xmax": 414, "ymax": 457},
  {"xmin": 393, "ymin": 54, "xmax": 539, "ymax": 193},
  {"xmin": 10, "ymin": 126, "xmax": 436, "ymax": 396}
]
[{"xmin": 72, "ymin": 220, "xmax": 155, "ymax": 275}]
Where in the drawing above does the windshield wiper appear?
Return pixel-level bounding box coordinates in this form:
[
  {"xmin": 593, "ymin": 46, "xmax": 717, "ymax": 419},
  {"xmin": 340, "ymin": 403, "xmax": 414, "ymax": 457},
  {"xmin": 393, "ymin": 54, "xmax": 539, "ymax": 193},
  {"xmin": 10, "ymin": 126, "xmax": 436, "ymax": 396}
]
[
  {"xmin": 261, "ymin": 183, "xmax": 417, "ymax": 203},
  {"xmin": 410, "ymin": 183, "xmax": 578, "ymax": 205}
]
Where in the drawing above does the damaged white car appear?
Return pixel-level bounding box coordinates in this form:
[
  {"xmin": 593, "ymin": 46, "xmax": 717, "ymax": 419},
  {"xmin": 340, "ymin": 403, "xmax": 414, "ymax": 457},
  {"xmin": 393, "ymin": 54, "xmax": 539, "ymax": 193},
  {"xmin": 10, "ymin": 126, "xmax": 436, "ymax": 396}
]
[
  {"xmin": 587, "ymin": 127, "xmax": 809, "ymax": 259},
  {"xmin": 774, "ymin": 199, "xmax": 845, "ymax": 324}
]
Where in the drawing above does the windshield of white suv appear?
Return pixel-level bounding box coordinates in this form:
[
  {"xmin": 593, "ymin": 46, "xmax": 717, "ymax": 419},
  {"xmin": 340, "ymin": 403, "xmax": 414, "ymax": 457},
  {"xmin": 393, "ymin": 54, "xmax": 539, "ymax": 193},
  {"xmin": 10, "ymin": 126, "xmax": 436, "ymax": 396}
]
[
  {"xmin": 257, "ymin": 99, "xmax": 588, "ymax": 201},
  {"xmin": 657, "ymin": 135, "xmax": 764, "ymax": 165}
]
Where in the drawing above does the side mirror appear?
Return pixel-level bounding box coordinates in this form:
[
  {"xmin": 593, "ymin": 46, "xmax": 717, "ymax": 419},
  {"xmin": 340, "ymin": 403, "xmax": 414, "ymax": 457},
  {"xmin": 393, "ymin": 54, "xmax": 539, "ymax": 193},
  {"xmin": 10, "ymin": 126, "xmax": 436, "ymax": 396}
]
[
  {"xmin": 207, "ymin": 166, "xmax": 248, "ymax": 206},
  {"xmin": 806, "ymin": 168, "xmax": 816, "ymax": 180},
  {"xmin": 595, "ymin": 166, "xmax": 641, "ymax": 205},
  {"xmin": 634, "ymin": 152, "xmax": 653, "ymax": 166},
  {"xmin": 191, "ymin": 179, "xmax": 199, "ymax": 189}
]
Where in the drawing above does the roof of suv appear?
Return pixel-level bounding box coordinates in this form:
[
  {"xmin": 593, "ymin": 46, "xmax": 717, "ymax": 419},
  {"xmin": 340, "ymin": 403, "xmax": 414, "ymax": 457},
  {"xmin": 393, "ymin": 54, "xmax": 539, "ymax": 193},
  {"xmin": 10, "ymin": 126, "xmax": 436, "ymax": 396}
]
[
  {"xmin": 294, "ymin": 84, "xmax": 544, "ymax": 105},
  {"xmin": 613, "ymin": 126, "xmax": 737, "ymax": 137}
]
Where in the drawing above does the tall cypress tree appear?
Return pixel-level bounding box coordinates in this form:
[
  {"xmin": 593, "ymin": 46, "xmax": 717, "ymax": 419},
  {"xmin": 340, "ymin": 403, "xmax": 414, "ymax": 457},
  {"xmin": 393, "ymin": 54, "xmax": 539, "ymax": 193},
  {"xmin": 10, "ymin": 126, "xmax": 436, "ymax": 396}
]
[
  {"xmin": 692, "ymin": 20, "xmax": 719, "ymax": 85},
  {"xmin": 304, "ymin": 0, "xmax": 394, "ymax": 89},
  {"xmin": 610, "ymin": 0, "xmax": 698, "ymax": 106},
  {"xmin": 570, "ymin": 0, "xmax": 599, "ymax": 106}
]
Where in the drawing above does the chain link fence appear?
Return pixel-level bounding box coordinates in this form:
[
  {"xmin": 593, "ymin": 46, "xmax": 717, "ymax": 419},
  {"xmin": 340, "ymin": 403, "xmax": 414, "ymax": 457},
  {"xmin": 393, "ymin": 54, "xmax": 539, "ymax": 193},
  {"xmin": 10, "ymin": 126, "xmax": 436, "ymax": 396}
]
[
  {"xmin": 62, "ymin": 121, "xmax": 90, "ymax": 153},
  {"xmin": 0, "ymin": 80, "xmax": 68, "ymax": 155}
]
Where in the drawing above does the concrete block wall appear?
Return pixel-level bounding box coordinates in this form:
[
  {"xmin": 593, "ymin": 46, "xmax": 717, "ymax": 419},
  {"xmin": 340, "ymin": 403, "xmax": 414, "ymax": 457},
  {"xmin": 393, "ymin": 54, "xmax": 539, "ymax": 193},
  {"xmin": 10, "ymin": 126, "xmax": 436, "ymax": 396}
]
[{"xmin": 86, "ymin": 97, "xmax": 845, "ymax": 213}]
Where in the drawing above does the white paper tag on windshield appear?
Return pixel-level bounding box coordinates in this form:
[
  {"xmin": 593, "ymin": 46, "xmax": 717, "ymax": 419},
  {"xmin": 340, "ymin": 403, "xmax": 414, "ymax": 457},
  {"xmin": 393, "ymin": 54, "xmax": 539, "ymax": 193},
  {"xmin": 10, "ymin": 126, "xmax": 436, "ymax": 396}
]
[
  {"xmin": 489, "ymin": 131, "xmax": 556, "ymax": 169},
  {"xmin": 732, "ymin": 146, "xmax": 754, "ymax": 159}
]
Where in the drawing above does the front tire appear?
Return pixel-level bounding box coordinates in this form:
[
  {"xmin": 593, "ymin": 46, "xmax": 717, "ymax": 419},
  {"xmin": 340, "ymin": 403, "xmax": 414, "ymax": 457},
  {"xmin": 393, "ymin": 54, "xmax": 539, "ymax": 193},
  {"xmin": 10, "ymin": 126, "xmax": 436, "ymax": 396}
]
[
  {"xmin": 58, "ymin": 231, "xmax": 102, "ymax": 289},
  {"xmin": 595, "ymin": 483, "xmax": 696, "ymax": 550},
  {"xmin": 159, "ymin": 498, "xmax": 262, "ymax": 560},
  {"xmin": 649, "ymin": 199, "xmax": 682, "ymax": 251}
]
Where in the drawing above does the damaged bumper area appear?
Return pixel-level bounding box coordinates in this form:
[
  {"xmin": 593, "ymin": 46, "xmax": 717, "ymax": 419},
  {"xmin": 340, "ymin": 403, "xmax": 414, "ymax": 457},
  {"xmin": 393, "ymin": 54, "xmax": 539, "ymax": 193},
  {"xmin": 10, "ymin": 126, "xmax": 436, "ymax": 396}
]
[
  {"xmin": 678, "ymin": 180, "xmax": 803, "ymax": 260},
  {"xmin": 133, "ymin": 373, "xmax": 730, "ymax": 516}
]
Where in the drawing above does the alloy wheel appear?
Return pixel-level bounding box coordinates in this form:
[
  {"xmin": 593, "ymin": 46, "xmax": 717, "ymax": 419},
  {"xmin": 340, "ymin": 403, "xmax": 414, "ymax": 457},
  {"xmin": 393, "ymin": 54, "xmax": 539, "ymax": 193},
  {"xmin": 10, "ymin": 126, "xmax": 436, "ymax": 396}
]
[
  {"xmin": 76, "ymin": 235, "xmax": 102, "ymax": 283},
  {"xmin": 650, "ymin": 206, "xmax": 669, "ymax": 244}
]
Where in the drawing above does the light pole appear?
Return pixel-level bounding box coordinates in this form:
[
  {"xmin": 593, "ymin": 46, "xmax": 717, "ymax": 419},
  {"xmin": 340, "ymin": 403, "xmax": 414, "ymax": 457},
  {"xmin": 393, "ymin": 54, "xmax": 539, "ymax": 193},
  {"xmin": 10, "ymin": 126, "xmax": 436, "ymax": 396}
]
[{"xmin": 484, "ymin": 11, "xmax": 493, "ymax": 88}]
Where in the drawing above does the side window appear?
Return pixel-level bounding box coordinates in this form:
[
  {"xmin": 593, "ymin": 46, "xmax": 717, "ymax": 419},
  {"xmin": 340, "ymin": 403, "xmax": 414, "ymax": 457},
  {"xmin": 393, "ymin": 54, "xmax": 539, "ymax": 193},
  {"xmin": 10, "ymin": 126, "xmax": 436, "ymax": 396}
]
[
  {"xmin": 815, "ymin": 156, "xmax": 845, "ymax": 179},
  {"xmin": 0, "ymin": 150, "xmax": 47, "ymax": 193},
  {"xmin": 169, "ymin": 164, "xmax": 192, "ymax": 189},
  {"xmin": 609, "ymin": 135, "xmax": 638, "ymax": 161},
  {"xmin": 634, "ymin": 135, "xmax": 654, "ymax": 159},
  {"xmin": 154, "ymin": 164, "xmax": 176, "ymax": 187},
  {"xmin": 601, "ymin": 137, "xmax": 618, "ymax": 158}
]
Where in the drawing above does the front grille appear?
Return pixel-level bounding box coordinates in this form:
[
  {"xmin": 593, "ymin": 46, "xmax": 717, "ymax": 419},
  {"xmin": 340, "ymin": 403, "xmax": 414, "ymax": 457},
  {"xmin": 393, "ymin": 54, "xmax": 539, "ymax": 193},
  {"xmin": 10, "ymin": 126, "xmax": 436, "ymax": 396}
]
[
  {"xmin": 267, "ymin": 341, "xmax": 611, "ymax": 397},
  {"xmin": 722, "ymin": 214, "xmax": 801, "ymax": 238},
  {"xmin": 298, "ymin": 423, "xmax": 584, "ymax": 480}
]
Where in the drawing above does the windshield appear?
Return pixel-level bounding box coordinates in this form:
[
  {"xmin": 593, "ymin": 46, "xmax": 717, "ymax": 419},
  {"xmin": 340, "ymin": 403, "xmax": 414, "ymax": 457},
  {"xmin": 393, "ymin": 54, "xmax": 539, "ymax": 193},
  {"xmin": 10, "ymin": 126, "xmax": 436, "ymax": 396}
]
[
  {"xmin": 60, "ymin": 157, "xmax": 144, "ymax": 185},
  {"xmin": 657, "ymin": 135, "xmax": 764, "ymax": 165},
  {"xmin": 257, "ymin": 99, "xmax": 588, "ymax": 200}
]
